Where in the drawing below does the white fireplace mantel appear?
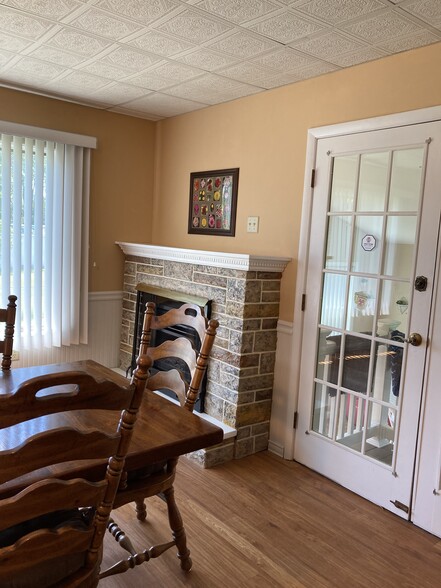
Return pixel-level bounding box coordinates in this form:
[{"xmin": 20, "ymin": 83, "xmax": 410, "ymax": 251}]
[{"xmin": 117, "ymin": 242, "xmax": 291, "ymax": 273}]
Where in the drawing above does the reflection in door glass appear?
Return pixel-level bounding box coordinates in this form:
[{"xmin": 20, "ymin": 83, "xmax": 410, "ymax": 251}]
[
  {"xmin": 371, "ymin": 341, "xmax": 400, "ymax": 406},
  {"xmin": 325, "ymin": 216, "xmax": 352, "ymax": 271},
  {"xmin": 312, "ymin": 382, "xmax": 335, "ymax": 439},
  {"xmin": 377, "ymin": 280, "xmax": 410, "ymax": 339},
  {"xmin": 364, "ymin": 402, "xmax": 395, "ymax": 466},
  {"xmin": 389, "ymin": 148, "xmax": 424, "ymax": 212},
  {"xmin": 315, "ymin": 328, "xmax": 339, "ymax": 384},
  {"xmin": 320, "ymin": 273, "xmax": 347, "ymax": 330},
  {"xmin": 357, "ymin": 152, "xmax": 389, "ymax": 212},
  {"xmin": 335, "ymin": 392, "xmax": 366, "ymax": 452},
  {"xmin": 351, "ymin": 216, "xmax": 383, "ymax": 274},
  {"xmin": 383, "ymin": 216, "xmax": 417, "ymax": 278},
  {"xmin": 330, "ymin": 155, "xmax": 358, "ymax": 212},
  {"xmin": 340, "ymin": 335, "xmax": 371, "ymax": 394},
  {"xmin": 346, "ymin": 276, "xmax": 378, "ymax": 334}
]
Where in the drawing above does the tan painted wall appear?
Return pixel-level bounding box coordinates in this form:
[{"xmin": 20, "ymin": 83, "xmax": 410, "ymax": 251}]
[
  {"xmin": 0, "ymin": 87, "xmax": 156, "ymax": 292},
  {"xmin": 154, "ymin": 42, "xmax": 441, "ymax": 321}
]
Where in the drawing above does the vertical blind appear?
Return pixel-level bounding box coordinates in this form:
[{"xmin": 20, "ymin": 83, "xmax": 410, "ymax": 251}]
[{"xmin": 0, "ymin": 133, "xmax": 91, "ymax": 349}]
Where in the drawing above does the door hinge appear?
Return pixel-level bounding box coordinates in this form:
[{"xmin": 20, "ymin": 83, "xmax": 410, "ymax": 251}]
[
  {"xmin": 390, "ymin": 500, "xmax": 409, "ymax": 514},
  {"xmin": 301, "ymin": 294, "xmax": 306, "ymax": 311},
  {"xmin": 310, "ymin": 168, "xmax": 316, "ymax": 188},
  {"xmin": 293, "ymin": 411, "xmax": 298, "ymax": 429}
]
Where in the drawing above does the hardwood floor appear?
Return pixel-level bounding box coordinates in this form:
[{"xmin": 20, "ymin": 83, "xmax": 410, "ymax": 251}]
[{"xmin": 101, "ymin": 451, "xmax": 441, "ymax": 587}]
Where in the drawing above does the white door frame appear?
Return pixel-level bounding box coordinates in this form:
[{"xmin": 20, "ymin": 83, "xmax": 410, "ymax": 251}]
[{"xmin": 284, "ymin": 105, "xmax": 441, "ymax": 461}]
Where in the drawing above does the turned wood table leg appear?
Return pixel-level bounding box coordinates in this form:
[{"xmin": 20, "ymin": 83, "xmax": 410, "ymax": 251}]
[
  {"xmin": 135, "ymin": 499, "xmax": 147, "ymax": 521},
  {"xmin": 163, "ymin": 485, "xmax": 192, "ymax": 571}
]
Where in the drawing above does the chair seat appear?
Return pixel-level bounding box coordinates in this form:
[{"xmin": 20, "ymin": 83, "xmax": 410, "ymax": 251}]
[
  {"xmin": 0, "ymin": 508, "xmax": 93, "ymax": 549},
  {"xmin": 126, "ymin": 460, "xmax": 167, "ymax": 482},
  {"xmin": 0, "ymin": 509, "xmax": 97, "ymax": 588}
]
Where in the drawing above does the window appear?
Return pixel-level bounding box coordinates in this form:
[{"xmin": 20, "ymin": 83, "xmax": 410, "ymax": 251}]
[{"xmin": 0, "ymin": 122, "xmax": 95, "ymax": 349}]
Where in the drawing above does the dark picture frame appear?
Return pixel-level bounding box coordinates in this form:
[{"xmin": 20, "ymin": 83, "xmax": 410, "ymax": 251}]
[{"xmin": 188, "ymin": 168, "xmax": 239, "ymax": 236}]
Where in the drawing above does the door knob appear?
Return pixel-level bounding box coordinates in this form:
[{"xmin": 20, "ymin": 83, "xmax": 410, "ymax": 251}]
[{"xmin": 406, "ymin": 333, "xmax": 422, "ymax": 346}]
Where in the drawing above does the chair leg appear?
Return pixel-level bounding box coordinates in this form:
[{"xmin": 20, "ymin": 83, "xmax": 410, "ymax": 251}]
[
  {"xmin": 135, "ymin": 499, "xmax": 147, "ymax": 521},
  {"xmin": 163, "ymin": 485, "xmax": 192, "ymax": 571}
]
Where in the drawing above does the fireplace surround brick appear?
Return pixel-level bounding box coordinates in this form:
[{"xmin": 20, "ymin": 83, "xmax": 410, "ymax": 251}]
[{"xmin": 118, "ymin": 244, "xmax": 290, "ymax": 467}]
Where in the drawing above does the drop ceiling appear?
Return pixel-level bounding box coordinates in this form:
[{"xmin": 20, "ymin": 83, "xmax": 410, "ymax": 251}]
[{"xmin": 0, "ymin": 0, "xmax": 440, "ymax": 121}]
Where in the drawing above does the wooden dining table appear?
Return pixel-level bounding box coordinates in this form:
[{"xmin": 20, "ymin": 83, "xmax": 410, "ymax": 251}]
[{"xmin": 0, "ymin": 359, "xmax": 224, "ymax": 501}]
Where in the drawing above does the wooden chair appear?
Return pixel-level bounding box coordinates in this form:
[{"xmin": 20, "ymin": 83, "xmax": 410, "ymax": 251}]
[
  {"xmin": 0, "ymin": 294, "xmax": 17, "ymax": 370},
  {"xmin": 0, "ymin": 356, "xmax": 150, "ymax": 587},
  {"xmin": 108, "ymin": 301, "xmax": 219, "ymax": 576}
]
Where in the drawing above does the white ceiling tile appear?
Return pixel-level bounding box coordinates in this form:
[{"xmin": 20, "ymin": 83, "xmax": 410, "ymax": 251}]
[
  {"xmin": 213, "ymin": 83, "xmax": 263, "ymax": 102},
  {"xmin": 50, "ymin": 70, "xmax": 110, "ymax": 90},
  {"xmin": 0, "ymin": 70, "xmax": 46, "ymax": 88},
  {"xmin": 127, "ymin": 30, "xmax": 195, "ymax": 56},
  {"xmin": 123, "ymin": 71, "xmax": 175, "ymax": 91},
  {"xmin": 217, "ymin": 61, "xmax": 278, "ymax": 85},
  {"xmin": 149, "ymin": 61, "xmax": 204, "ymax": 82},
  {"xmin": 175, "ymin": 48, "xmax": 240, "ymax": 70},
  {"xmin": 258, "ymin": 71, "xmax": 304, "ymax": 88},
  {"xmin": 109, "ymin": 105, "xmax": 162, "ymax": 120},
  {"xmin": 207, "ymin": 31, "xmax": 278, "ymax": 58},
  {"xmin": 162, "ymin": 73, "xmax": 264, "ymax": 105},
  {"xmin": 100, "ymin": 47, "xmax": 163, "ymax": 71},
  {"xmin": 0, "ymin": 49, "xmax": 16, "ymax": 67},
  {"xmin": 69, "ymin": 7, "xmax": 143, "ymax": 40},
  {"xmin": 4, "ymin": 56, "xmax": 67, "ymax": 81},
  {"xmin": 121, "ymin": 92, "xmax": 207, "ymax": 116},
  {"xmin": 194, "ymin": 0, "xmax": 282, "ymax": 24},
  {"xmin": 379, "ymin": 30, "xmax": 440, "ymax": 52},
  {"xmin": 0, "ymin": 0, "xmax": 83, "ymax": 20},
  {"xmin": 0, "ymin": 32, "xmax": 32, "ymax": 52},
  {"xmin": 402, "ymin": 0, "xmax": 441, "ymax": 25},
  {"xmin": 47, "ymin": 28, "xmax": 112, "ymax": 56},
  {"xmin": 343, "ymin": 12, "xmax": 425, "ymax": 43},
  {"xmin": 293, "ymin": 0, "xmax": 385, "ymax": 25},
  {"xmin": 30, "ymin": 46, "xmax": 85, "ymax": 67},
  {"xmin": 0, "ymin": 0, "xmax": 438, "ymax": 119},
  {"xmin": 0, "ymin": 5, "xmax": 54, "ymax": 39},
  {"xmin": 80, "ymin": 60, "xmax": 133, "ymax": 80},
  {"xmin": 164, "ymin": 89, "xmax": 220, "ymax": 104},
  {"xmin": 246, "ymin": 10, "xmax": 325, "ymax": 43},
  {"xmin": 251, "ymin": 47, "xmax": 317, "ymax": 71},
  {"xmin": 329, "ymin": 47, "xmax": 388, "ymax": 67},
  {"xmin": 152, "ymin": 8, "xmax": 234, "ymax": 43},
  {"xmin": 164, "ymin": 72, "xmax": 226, "ymax": 94},
  {"xmin": 88, "ymin": 82, "xmax": 148, "ymax": 104},
  {"xmin": 294, "ymin": 61, "xmax": 340, "ymax": 80},
  {"xmin": 95, "ymin": 0, "xmax": 181, "ymax": 25},
  {"xmin": 162, "ymin": 72, "xmax": 242, "ymax": 100},
  {"xmin": 42, "ymin": 85, "xmax": 108, "ymax": 107},
  {"xmin": 292, "ymin": 32, "xmax": 366, "ymax": 60}
]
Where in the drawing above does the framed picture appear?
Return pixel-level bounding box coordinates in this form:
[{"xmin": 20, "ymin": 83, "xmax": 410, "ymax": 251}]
[{"xmin": 188, "ymin": 168, "xmax": 239, "ymax": 236}]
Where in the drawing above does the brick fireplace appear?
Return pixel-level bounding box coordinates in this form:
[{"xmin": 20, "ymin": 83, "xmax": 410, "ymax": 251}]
[{"xmin": 117, "ymin": 243, "xmax": 290, "ymax": 467}]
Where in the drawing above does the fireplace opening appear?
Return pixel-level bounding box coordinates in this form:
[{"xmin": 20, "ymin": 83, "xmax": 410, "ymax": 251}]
[{"xmin": 129, "ymin": 284, "xmax": 212, "ymax": 413}]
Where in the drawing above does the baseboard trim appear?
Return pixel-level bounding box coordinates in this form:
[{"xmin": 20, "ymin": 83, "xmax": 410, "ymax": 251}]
[
  {"xmin": 268, "ymin": 440, "xmax": 284, "ymax": 458},
  {"xmin": 277, "ymin": 320, "xmax": 293, "ymax": 335}
]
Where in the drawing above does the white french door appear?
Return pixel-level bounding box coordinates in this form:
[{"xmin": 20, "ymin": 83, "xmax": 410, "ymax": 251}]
[{"xmin": 295, "ymin": 120, "xmax": 441, "ymax": 523}]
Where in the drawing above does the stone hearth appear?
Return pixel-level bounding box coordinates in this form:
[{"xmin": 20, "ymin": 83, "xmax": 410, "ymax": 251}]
[{"xmin": 117, "ymin": 243, "xmax": 290, "ymax": 467}]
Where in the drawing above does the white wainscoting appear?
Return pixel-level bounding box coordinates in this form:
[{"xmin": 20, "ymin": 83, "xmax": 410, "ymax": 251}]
[
  {"xmin": 269, "ymin": 319, "xmax": 294, "ymax": 459},
  {"xmin": 12, "ymin": 291, "xmax": 123, "ymax": 369}
]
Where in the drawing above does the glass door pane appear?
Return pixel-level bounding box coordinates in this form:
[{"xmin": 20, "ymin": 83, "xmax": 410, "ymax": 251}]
[{"xmin": 312, "ymin": 146, "xmax": 425, "ymax": 466}]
